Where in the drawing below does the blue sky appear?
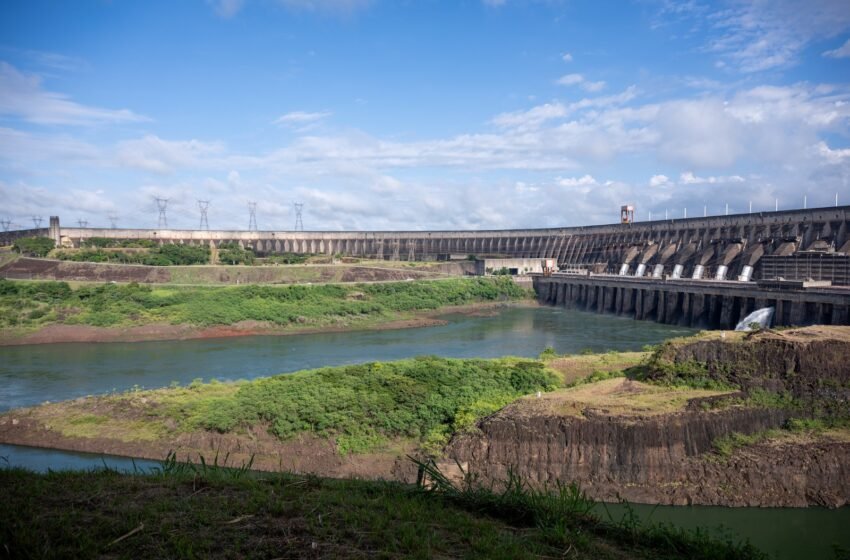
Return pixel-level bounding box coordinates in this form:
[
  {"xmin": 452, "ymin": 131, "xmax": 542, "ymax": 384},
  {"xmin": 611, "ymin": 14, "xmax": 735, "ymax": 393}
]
[{"xmin": 1, "ymin": 0, "xmax": 849, "ymax": 231}]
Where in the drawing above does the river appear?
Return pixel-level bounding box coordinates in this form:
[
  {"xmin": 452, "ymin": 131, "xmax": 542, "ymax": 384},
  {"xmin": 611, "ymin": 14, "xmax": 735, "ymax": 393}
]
[{"xmin": 1, "ymin": 306, "xmax": 847, "ymax": 559}]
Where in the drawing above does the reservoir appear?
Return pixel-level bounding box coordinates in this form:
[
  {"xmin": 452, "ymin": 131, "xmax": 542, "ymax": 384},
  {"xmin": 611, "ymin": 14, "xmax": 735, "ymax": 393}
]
[{"xmin": 1, "ymin": 306, "xmax": 847, "ymax": 559}]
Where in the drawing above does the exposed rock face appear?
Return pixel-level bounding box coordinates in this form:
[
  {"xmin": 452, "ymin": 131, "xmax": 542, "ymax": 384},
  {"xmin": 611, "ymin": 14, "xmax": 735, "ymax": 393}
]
[
  {"xmin": 650, "ymin": 327, "xmax": 850, "ymax": 400},
  {"xmin": 446, "ymin": 407, "xmax": 850, "ymax": 507},
  {"xmin": 446, "ymin": 326, "xmax": 850, "ymax": 508}
]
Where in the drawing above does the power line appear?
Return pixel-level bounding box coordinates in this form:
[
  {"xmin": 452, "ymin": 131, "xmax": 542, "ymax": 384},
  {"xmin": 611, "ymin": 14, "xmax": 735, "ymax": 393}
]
[
  {"xmin": 248, "ymin": 202, "xmax": 258, "ymax": 232},
  {"xmin": 32, "ymin": 216, "xmax": 43, "ymax": 228},
  {"xmin": 108, "ymin": 214, "xmax": 119, "ymax": 228},
  {"xmin": 198, "ymin": 200, "xmax": 210, "ymax": 230},
  {"xmin": 77, "ymin": 218, "xmax": 88, "ymax": 228},
  {"xmin": 155, "ymin": 197, "xmax": 169, "ymax": 228},
  {"xmin": 293, "ymin": 202, "xmax": 304, "ymax": 232}
]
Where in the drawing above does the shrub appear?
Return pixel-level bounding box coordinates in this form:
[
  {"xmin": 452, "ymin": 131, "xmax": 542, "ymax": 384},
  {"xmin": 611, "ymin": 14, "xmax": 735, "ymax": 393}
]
[
  {"xmin": 190, "ymin": 357, "xmax": 560, "ymax": 454},
  {"xmin": 13, "ymin": 237, "xmax": 55, "ymax": 257}
]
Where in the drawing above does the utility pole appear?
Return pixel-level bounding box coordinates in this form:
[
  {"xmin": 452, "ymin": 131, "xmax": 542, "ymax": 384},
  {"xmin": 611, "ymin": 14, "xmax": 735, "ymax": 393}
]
[
  {"xmin": 804, "ymin": 195, "xmax": 807, "ymax": 209},
  {"xmin": 293, "ymin": 203, "xmax": 304, "ymax": 231},
  {"xmin": 108, "ymin": 214, "xmax": 118, "ymax": 229},
  {"xmin": 32, "ymin": 216, "xmax": 43, "ymax": 228},
  {"xmin": 155, "ymin": 197, "xmax": 169, "ymax": 228},
  {"xmin": 248, "ymin": 202, "xmax": 258, "ymax": 232},
  {"xmin": 77, "ymin": 218, "xmax": 88, "ymax": 228},
  {"xmin": 0, "ymin": 219, "xmax": 11, "ymax": 231},
  {"xmin": 198, "ymin": 200, "xmax": 210, "ymax": 230}
]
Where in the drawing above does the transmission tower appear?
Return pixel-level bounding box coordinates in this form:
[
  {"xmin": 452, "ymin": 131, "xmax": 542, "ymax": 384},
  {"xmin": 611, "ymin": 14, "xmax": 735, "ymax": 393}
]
[
  {"xmin": 293, "ymin": 203, "xmax": 304, "ymax": 232},
  {"xmin": 198, "ymin": 200, "xmax": 210, "ymax": 230},
  {"xmin": 248, "ymin": 202, "xmax": 258, "ymax": 232},
  {"xmin": 0, "ymin": 219, "xmax": 11, "ymax": 231},
  {"xmin": 108, "ymin": 214, "xmax": 119, "ymax": 228},
  {"xmin": 77, "ymin": 218, "xmax": 88, "ymax": 228},
  {"xmin": 32, "ymin": 216, "xmax": 43, "ymax": 228},
  {"xmin": 155, "ymin": 197, "xmax": 169, "ymax": 228}
]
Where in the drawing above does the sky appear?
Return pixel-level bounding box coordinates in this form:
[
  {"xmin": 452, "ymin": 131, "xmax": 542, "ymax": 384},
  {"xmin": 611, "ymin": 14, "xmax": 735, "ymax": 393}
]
[{"xmin": 1, "ymin": 0, "xmax": 849, "ymax": 232}]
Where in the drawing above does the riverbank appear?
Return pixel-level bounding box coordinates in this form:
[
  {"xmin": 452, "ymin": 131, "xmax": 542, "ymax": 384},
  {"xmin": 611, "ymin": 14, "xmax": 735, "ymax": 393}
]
[{"xmin": 0, "ymin": 277, "xmax": 531, "ymax": 346}]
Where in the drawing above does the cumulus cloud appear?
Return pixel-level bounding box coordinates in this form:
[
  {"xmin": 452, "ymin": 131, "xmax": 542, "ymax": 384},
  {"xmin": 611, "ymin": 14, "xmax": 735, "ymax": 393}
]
[
  {"xmin": 0, "ymin": 62, "xmax": 146, "ymax": 125},
  {"xmin": 649, "ymin": 174, "xmax": 670, "ymax": 187},
  {"xmin": 815, "ymin": 141, "xmax": 850, "ymax": 163},
  {"xmin": 561, "ymin": 52, "xmax": 573, "ymax": 62}
]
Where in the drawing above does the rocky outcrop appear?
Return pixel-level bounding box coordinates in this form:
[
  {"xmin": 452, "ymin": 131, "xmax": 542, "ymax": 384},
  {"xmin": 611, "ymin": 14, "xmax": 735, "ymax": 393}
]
[
  {"xmin": 649, "ymin": 327, "xmax": 850, "ymax": 400},
  {"xmin": 445, "ymin": 327, "xmax": 850, "ymax": 508},
  {"xmin": 446, "ymin": 406, "xmax": 850, "ymax": 507}
]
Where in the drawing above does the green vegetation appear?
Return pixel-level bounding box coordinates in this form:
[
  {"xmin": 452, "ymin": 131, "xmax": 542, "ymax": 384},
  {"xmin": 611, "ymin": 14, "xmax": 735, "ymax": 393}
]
[
  {"xmin": 80, "ymin": 237, "xmax": 158, "ymax": 249},
  {"xmin": 0, "ymin": 276, "xmax": 528, "ymax": 331},
  {"xmin": 216, "ymin": 242, "xmax": 255, "ymax": 265},
  {"xmin": 108, "ymin": 357, "xmax": 560, "ymax": 454},
  {"xmin": 12, "ymin": 236, "xmax": 55, "ymax": 257},
  {"xmin": 0, "ymin": 459, "xmax": 765, "ymax": 560},
  {"xmin": 54, "ymin": 243, "xmax": 210, "ymax": 266},
  {"xmin": 711, "ymin": 430, "xmax": 783, "ymax": 458},
  {"xmin": 207, "ymin": 357, "xmax": 556, "ymax": 453}
]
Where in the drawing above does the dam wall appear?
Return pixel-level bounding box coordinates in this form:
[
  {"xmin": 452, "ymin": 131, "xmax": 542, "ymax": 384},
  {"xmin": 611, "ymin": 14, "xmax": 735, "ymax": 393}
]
[
  {"xmin": 533, "ymin": 274, "xmax": 850, "ymax": 328},
  {"xmin": 2, "ymin": 206, "xmax": 849, "ymax": 285}
]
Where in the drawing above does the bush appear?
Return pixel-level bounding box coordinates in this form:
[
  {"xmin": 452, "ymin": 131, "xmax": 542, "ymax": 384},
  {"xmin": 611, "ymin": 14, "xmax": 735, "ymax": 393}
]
[
  {"xmin": 13, "ymin": 237, "xmax": 55, "ymax": 257},
  {"xmin": 190, "ymin": 357, "xmax": 560, "ymax": 454}
]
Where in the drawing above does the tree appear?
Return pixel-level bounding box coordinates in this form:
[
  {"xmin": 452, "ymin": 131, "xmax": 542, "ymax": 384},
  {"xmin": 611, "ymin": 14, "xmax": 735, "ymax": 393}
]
[
  {"xmin": 13, "ymin": 237, "xmax": 55, "ymax": 257},
  {"xmin": 218, "ymin": 242, "xmax": 255, "ymax": 265}
]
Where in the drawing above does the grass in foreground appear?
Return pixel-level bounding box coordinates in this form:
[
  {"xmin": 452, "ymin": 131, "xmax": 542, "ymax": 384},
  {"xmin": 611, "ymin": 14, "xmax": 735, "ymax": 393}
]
[
  {"xmin": 0, "ymin": 456, "xmax": 766, "ymax": 560},
  {"xmin": 0, "ymin": 276, "xmax": 528, "ymax": 330}
]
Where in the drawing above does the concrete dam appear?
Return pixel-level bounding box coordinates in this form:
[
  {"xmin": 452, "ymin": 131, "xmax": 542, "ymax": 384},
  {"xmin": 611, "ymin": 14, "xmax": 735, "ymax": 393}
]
[{"xmin": 2, "ymin": 206, "xmax": 849, "ymax": 327}]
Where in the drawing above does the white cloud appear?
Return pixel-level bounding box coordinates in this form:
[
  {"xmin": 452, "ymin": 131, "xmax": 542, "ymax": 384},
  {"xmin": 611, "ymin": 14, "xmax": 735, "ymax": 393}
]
[
  {"xmin": 557, "ymin": 174, "xmax": 597, "ymax": 187},
  {"xmin": 116, "ymin": 135, "xmax": 225, "ymax": 174},
  {"xmin": 561, "ymin": 52, "xmax": 573, "ymax": 62},
  {"xmin": 649, "ymin": 174, "xmax": 671, "ymax": 187},
  {"xmin": 823, "ymin": 38, "xmax": 850, "ymax": 58},
  {"xmin": 556, "ymin": 73, "xmax": 606, "ymax": 92},
  {"xmin": 273, "ymin": 110, "xmax": 332, "ymax": 128},
  {"xmin": 557, "ymin": 73, "xmax": 583, "ymax": 86},
  {"xmin": 492, "ymin": 102, "xmax": 567, "ymax": 130},
  {"xmin": 815, "ymin": 141, "xmax": 850, "ymax": 163},
  {"xmin": 679, "ymin": 171, "xmax": 745, "ymax": 185},
  {"xmin": 0, "ymin": 62, "xmax": 146, "ymax": 125}
]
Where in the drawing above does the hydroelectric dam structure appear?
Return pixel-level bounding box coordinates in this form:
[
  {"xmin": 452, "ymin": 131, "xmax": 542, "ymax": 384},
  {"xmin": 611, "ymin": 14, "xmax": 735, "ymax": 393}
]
[{"xmin": 2, "ymin": 206, "xmax": 849, "ymax": 328}]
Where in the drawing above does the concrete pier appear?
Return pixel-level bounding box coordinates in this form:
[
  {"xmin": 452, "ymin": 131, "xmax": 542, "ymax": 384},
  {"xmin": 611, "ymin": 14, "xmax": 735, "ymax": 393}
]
[{"xmin": 533, "ymin": 274, "xmax": 850, "ymax": 328}]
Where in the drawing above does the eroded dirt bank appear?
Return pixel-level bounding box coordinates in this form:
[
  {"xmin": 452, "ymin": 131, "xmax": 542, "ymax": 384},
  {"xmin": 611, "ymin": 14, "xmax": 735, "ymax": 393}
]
[{"xmin": 444, "ymin": 327, "xmax": 850, "ymax": 508}]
